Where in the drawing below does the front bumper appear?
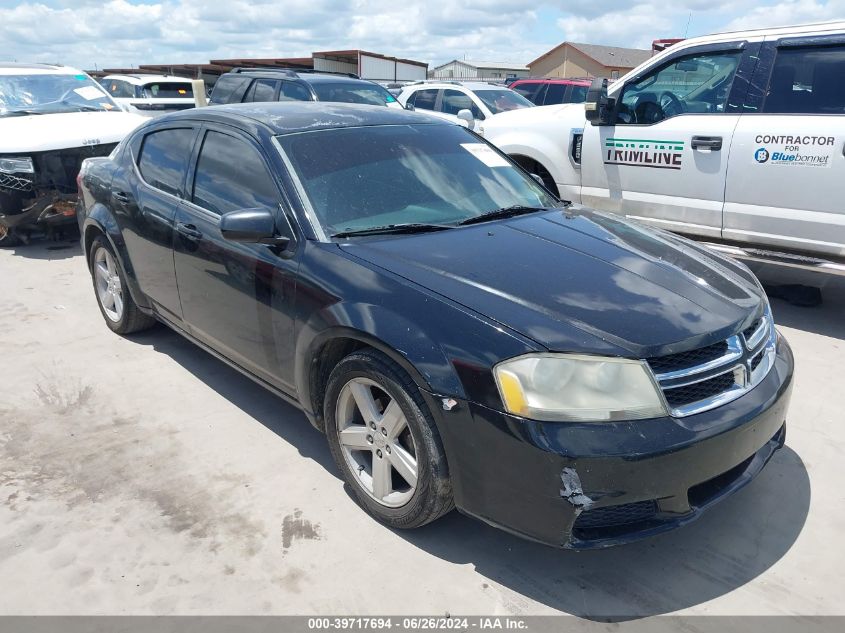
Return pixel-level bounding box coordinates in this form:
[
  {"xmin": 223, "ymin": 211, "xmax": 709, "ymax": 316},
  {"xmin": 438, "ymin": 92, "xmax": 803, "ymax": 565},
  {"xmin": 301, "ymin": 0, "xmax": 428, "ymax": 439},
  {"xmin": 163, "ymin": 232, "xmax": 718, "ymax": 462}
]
[{"xmin": 427, "ymin": 332, "xmax": 794, "ymax": 549}]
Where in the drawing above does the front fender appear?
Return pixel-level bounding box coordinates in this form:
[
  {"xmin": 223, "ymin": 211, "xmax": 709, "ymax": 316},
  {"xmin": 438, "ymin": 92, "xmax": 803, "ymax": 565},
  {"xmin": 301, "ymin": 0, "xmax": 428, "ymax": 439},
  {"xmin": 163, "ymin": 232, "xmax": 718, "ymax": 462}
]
[{"xmin": 83, "ymin": 205, "xmax": 151, "ymax": 310}]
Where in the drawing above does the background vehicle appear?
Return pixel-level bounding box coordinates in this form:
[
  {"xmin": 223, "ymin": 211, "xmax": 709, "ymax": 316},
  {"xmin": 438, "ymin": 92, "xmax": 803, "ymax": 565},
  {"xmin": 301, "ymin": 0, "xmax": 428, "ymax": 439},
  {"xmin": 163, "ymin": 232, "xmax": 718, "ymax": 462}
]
[
  {"xmin": 77, "ymin": 102, "xmax": 791, "ymax": 549},
  {"xmin": 0, "ymin": 63, "xmax": 145, "ymax": 246},
  {"xmin": 101, "ymin": 74, "xmax": 196, "ymax": 117},
  {"xmin": 396, "ymin": 81, "xmax": 533, "ymax": 129},
  {"xmin": 481, "ymin": 21, "xmax": 845, "ymax": 276},
  {"xmin": 510, "ymin": 78, "xmax": 591, "ymax": 105},
  {"xmin": 209, "ymin": 68, "xmax": 402, "ymax": 108}
]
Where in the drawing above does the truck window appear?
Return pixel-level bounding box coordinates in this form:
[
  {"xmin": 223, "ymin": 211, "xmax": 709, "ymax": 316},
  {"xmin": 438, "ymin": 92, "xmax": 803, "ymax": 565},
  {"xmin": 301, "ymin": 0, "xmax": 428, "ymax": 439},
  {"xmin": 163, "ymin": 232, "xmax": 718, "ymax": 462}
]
[
  {"xmin": 763, "ymin": 45, "xmax": 845, "ymax": 114},
  {"xmin": 543, "ymin": 83, "xmax": 567, "ymax": 105},
  {"xmin": 617, "ymin": 51, "xmax": 741, "ymax": 124}
]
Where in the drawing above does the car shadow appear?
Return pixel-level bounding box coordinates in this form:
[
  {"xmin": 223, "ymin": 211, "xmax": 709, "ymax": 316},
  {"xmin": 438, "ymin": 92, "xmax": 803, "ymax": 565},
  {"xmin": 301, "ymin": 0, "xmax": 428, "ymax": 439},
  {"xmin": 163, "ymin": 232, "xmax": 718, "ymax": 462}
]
[
  {"xmin": 752, "ymin": 263, "xmax": 845, "ymax": 341},
  {"xmin": 130, "ymin": 325, "xmax": 810, "ymax": 621},
  {"xmin": 6, "ymin": 234, "xmax": 82, "ymax": 260},
  {"xmin": 394, "ymin": 445, "xmax": 809, "ymax": 620},
  {"xmin": 135, "ymin": 326, "xmax": 336, "ymax": 474}
]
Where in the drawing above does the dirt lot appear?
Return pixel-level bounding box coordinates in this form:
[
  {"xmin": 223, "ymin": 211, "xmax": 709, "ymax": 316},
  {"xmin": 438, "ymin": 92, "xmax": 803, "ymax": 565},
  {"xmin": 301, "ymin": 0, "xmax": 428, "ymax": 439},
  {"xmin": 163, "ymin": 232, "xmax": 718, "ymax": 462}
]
[{"xmin": 1, "ymin": 237, "xmax": 843, "ymax": 617}]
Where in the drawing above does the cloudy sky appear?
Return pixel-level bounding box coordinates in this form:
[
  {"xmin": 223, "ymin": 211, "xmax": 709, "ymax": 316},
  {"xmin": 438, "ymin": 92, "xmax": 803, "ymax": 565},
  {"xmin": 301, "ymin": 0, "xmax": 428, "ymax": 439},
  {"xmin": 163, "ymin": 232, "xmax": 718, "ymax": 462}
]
[{"xmin": 1, "ymin": 0, "xmax": 844, "ymax": 70}]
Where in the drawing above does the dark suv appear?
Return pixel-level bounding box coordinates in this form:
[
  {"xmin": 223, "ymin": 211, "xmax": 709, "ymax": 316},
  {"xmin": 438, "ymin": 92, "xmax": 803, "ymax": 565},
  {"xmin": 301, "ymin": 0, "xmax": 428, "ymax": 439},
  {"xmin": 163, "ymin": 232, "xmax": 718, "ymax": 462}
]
[{"xmin": 209, "ymin": 68, "xmax": 401, "ymax": 108}]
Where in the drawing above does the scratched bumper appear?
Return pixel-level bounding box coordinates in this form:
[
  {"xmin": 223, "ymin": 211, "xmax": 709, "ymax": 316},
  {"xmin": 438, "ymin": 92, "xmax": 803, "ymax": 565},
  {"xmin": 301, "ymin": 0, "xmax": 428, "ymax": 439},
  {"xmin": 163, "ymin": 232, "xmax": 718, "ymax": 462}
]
[{"xmin": 428, "ymin": 333, "xmax": 793, "ymax": 549}]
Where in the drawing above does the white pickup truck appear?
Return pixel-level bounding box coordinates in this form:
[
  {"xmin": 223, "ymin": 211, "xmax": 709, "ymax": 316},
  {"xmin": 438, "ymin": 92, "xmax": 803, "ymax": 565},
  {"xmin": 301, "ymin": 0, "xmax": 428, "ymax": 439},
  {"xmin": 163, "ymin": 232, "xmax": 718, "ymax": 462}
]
[{"xmin": 482, "ymin": 22, "xmax": 845, "ymax": 276}]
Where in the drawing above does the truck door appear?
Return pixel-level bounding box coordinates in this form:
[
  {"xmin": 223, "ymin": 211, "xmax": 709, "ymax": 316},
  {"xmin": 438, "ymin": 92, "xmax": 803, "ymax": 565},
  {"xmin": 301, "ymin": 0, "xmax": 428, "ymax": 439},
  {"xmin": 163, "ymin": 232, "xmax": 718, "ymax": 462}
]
[
  {"xmin": 724, "ymin": 33, "xmax": 845, "ymax": 259},
  {"xmin": 580, "ymin": 43, "xmax": 749, "ymax": 240}
]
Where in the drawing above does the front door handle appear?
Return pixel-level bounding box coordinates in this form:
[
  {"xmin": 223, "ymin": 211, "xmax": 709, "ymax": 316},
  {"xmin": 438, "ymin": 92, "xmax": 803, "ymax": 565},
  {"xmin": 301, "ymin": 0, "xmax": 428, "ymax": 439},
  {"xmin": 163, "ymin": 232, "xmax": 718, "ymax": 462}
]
[
  {"xmin": 176, "ymin": 222, "xmax": 202, "ymax": 240},
  {"xmin": 691, "ymin": 136, "xmax": 723, "ymax": 151}
]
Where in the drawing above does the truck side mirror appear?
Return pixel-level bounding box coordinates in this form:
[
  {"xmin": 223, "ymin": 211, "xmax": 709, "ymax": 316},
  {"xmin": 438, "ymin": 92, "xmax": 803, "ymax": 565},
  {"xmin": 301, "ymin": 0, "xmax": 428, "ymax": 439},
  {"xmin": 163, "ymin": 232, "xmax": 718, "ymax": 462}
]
[{"xmin": 585, "ymin": 78, "xmax": 614, "ymax": 126}]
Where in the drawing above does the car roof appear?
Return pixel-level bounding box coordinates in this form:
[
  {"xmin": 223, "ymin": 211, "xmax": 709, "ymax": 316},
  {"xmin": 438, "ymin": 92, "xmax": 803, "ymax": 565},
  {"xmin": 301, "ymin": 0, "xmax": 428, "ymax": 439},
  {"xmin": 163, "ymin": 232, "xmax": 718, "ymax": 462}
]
[
  {"xmin": 103, "ymin": 74, "xmax": 191, "ymax": 84},
  {"xmin": 0, "ymin": 62, "xmax": 84, "ymax": 75},
  {"xmin": 512, "ymin": 78, "xmax": 591, "ymax": 85},
  {"xmin": 405, "ymin": 81, "xmax": 503, "ymax": 91},
  {"xmin": 228, "ymin": 69, "xmax": 368, "ymax": 84},
  {"xmin": 163, "ymin": 101, "xmax": 450, "ymax": 134}
]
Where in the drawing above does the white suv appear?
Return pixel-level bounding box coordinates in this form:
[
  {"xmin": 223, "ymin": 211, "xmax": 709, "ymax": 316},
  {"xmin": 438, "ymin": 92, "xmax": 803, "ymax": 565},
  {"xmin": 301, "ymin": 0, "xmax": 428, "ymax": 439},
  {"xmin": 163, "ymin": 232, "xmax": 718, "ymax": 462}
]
[
  {"xmin": 101, "ymin": 74, "xmax": 196, "ymax": 117},
  {"xmin": 397, "ymin": 81, "xmax": 533, "ymax": 130}
]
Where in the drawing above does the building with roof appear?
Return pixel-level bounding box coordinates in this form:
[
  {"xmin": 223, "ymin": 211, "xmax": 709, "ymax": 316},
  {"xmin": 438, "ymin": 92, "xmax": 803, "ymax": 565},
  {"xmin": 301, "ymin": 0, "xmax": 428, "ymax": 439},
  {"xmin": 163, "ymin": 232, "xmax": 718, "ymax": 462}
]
[
  {"xmin": 430, "ymin": 59, "xmax": 529, "ymax": 82},
  {"xmin": 527, "ymin": 42, "xmax": 652, "ymax": 80},
  {"xmin": 88, "ymin": 50, "xmax": 427, "ymax": 87}
]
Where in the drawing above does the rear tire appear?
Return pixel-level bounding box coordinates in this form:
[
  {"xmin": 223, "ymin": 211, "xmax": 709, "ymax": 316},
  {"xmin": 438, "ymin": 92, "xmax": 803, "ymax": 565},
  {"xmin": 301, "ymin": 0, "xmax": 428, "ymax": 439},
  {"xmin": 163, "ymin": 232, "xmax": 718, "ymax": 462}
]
[
  {"xmin": 88, "ymin": 235, "xmax": 156, "ymax": 334},
  {"xmin": 324, "ymin": 349, "xmax": 454, "ymax": 529},
  {"xmin": 0, "ymin": 224, "xmax": 21, "ymax": 248}
]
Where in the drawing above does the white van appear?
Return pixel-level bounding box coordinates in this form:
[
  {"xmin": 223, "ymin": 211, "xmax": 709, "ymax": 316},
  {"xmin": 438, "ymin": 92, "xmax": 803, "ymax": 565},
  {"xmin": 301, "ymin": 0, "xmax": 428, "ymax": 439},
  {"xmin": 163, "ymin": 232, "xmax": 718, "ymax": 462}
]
[{"xmin": 482, "ymin": 22, "xmax": 845, "ymax": 275}]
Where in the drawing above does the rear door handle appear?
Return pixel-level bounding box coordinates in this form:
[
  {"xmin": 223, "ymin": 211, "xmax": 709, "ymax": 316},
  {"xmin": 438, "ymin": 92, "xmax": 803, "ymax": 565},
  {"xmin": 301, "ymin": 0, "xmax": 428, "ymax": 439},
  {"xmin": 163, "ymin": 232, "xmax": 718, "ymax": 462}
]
[
  {"xmin": 113, "ymin": 191, "xmax": 131, "ymax": 204},
  {"xmin": 691, "ymin": 136, "xmax": 723, "ymax": 151},
  {"xmin": 176, "ymin": 222, "xmax": 202, "ymax": 240}
]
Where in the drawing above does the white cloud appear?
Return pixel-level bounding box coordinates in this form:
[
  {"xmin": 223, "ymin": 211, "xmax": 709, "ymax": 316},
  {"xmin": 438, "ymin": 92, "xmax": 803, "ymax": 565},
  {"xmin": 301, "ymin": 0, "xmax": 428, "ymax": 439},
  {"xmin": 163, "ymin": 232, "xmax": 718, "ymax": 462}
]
[{"xmin": 0, "ymin": 1, "xmax": 843, "ymax": 70}]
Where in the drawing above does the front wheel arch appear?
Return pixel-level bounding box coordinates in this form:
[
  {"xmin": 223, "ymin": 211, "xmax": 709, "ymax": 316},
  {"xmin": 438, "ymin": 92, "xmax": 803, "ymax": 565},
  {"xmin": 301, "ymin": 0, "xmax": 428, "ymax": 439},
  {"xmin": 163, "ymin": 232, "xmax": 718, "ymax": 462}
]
[{"xmin": 509, "ymin": 154, "xmax": 560, "ymax": 198}]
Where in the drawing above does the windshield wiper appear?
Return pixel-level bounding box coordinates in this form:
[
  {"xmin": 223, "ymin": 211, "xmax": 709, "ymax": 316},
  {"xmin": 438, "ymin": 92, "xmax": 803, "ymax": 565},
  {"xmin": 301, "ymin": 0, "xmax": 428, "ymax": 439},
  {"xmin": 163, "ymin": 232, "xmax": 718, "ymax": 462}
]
[
  {"xmin": 457, "ymin": 205, "xmax": 548, "ymax": 226},
  {"xmin": 331, "ymin": 223, "xmax": 455, "ymax": 238}
]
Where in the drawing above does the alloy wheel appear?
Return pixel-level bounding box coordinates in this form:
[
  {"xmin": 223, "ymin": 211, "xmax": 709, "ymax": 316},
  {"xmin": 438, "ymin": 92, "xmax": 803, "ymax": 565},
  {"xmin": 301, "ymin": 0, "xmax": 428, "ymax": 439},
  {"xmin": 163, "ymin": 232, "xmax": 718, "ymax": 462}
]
[
  {"xmin": 335, "ymin": 377, "xmax": 419, "ymax": 507},
  {"xmin": 94, "ymin": 247, "xmax": 124, "ymax": 322}
]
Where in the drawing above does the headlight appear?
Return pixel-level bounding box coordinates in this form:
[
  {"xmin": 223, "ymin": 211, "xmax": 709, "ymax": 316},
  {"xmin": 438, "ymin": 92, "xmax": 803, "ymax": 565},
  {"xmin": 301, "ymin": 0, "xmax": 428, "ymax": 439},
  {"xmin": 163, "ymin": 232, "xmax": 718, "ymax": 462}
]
[
  {"xmin": 0, "ymin": 157, "xmax": 35, "ymax": 174},
  {"xmin": 493, "ymin": 353, "xmax": 667, "ymax": 422}
]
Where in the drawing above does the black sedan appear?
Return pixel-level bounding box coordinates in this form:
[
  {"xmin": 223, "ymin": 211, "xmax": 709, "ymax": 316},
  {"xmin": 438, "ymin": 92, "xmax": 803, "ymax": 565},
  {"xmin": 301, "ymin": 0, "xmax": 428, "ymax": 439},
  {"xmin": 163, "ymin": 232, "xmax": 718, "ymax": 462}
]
[{"xmin": 77, "ymin": 103, "xmax": 793, "ymax": 549}]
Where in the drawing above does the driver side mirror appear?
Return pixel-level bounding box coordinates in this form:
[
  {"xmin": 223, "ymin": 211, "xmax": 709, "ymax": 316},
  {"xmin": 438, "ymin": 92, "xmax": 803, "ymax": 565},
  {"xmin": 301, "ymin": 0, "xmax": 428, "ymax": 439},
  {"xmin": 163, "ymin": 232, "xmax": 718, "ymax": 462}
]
[
  {"xmin": 220, "ymin": 208, "xmax": 295, "ymax": 255},
  {"xmin": 457, "ymin": 108, "xmax": 475, "ymax": 129},
  {"xmin": 585, "ymin": 78, "xmax": 615, "ymax": 126}
]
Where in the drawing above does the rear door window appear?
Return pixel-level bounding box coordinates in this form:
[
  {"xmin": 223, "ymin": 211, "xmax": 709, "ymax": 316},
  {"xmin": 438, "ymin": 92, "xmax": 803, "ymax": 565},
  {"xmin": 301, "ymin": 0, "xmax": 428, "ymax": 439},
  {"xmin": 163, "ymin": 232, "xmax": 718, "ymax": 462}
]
[
  {"xmin": 763, "ymin": 44, "xmax": 845, "ymax": 114},
  {"xmin": 513, "ymin": 82, "xmax": 545, "ymax": 104},
  {"xmin": 280, "ymin": 81, "xmax": 313, "ymax": 102},
  {"xmin": 191, "ymin": 131, "xmax": 279, "ymax": 215},
  {"xmin": 411, "ymin": 88, "xmax": 438, "ymax": 110},
  {"xmin": 137, "ymin": 127, "xmax": 195, "ymax": 197},
  {"xmin": 210, "ymin": 75, "xmax": 245, "ymax": 104},
  {"xmin": 543, "ymin": 83, "xmax": 567, "ymax": 105},
  {"xmin": 244, "ymin": 79, "xmax": 279, "ymax": 102}
]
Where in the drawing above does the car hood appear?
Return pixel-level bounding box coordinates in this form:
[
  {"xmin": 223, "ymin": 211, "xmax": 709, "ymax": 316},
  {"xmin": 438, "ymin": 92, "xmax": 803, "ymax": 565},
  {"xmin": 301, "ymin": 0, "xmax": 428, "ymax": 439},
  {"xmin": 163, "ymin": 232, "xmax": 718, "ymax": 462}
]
[
  {"xmin": 0, "ymin": 111, "xmax": 146, "ymax": 152},
  {"xmin": 481, "ymin": 102, "xmax": 586, "ymax": 130},
  {"xmin": 339, "ymin": 208, "xmax": 764, "ymax": 359}
]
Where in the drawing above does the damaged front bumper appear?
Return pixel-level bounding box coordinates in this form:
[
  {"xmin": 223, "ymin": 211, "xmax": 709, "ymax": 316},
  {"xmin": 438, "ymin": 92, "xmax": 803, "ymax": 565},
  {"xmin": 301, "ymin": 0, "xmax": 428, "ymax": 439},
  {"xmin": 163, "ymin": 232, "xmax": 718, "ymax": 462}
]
[{"xmin": 428, "ymin": 333, "xmax": 794, "ymax": 549}]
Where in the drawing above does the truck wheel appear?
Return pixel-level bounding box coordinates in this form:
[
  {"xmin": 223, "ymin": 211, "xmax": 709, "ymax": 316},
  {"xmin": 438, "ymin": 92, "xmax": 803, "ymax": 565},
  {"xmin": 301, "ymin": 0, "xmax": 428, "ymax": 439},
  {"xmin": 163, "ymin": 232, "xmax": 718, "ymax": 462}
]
[
  {"xmin": 88, "ymin": 236, "xmax": 156, "ymax": 334},
  {"xmin": 324, "ymin": 349, "xmax": 454, "ymax": 529}
]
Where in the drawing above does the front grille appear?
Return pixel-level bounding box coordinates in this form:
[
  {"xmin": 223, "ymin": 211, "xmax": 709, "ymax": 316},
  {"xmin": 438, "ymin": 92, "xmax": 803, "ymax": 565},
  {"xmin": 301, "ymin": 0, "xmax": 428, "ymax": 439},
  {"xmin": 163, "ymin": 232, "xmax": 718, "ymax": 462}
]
[
  {"xmin": 574, "ymin": 500, "xmax": 657, "ymax": 530},
  {"xmin": 663, "ymin": 371, "xmax": 736, "ymax": 408},
  {"xmin": 645, "ymin": 306, "xmax": 776, "ymax": 417},
  {"xmin": 648, "ymin": 340, "xmax": 728, "ymax": 374}
]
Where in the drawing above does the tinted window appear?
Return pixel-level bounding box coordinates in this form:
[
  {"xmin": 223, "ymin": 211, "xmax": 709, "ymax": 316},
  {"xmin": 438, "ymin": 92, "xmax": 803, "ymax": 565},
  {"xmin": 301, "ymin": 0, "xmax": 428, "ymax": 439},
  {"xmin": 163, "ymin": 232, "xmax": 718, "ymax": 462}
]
[
  {"xmin": 192, "ymin": 131, "xmax": 278, "ymax": 215},
  {"xmin": 411, "ymin": 88, "xmax": 438, "ymax": 110},
  {"xmin": 245, "ymin": 79, "xmax": 278, "ymax": 102},
  {"xmin": 280, "ymin": 81, "xmax": 312, "ymax": 101},
  {"xmin": 543, "ymin": 83, "xmax": 567, "ymax": 105},
  {"xmin": 512, "ymin": 82, "xmax": 545, "ymax": 104},
  {"xmin": 137, "ymin": 128, "xmax": 195, "ymax": 197},
  {"xmin": 106, "ymin": 79, "xmax": 135, "ymax": 98},
  {"xmin": 312, "ymin": 82, "xmax": 393, "ymax": 105},
  {"xmin": 277, "ymin": 125, "xmax": 557, "ymax": 235},
  {"xmin": 440, "ymin": 89, "xmax": 483, "ymax": 118},
  {"xmin": 619, "ymin": 51, "xmax": 741, "ymax": 124},
  {"xmin": 763, "ymin": 45, "xmax": 845, "ymax": 114},
  {"xmin": 141, "ymin": 82, "xmax": 193, "ymax": 99},
  {"xmin": 210, "ymin": 75, "xmax": 245, "ymax": 104},
  {"xmin": 569, "ymin": 85, "xmax": 588, "ymax": 103}
]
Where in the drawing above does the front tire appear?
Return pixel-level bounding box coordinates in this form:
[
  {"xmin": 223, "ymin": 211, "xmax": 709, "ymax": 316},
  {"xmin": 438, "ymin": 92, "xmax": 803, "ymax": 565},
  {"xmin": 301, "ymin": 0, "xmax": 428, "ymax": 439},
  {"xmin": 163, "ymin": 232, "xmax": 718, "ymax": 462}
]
[
  {"xmin": 88, "ymin": 235, "xmax": 156, "ymax": 334},
  {"xmin": 324, "ymin": 350, "xmax": 454, "ymax": 529}
]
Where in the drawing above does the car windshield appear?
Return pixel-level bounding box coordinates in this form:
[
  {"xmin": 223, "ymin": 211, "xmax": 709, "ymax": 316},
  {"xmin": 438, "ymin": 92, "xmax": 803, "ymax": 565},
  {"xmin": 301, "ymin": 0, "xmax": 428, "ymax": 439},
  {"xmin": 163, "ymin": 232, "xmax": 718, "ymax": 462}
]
[
  {"xmin": 473, "ymin": 89, "xmax": 534, "ymax": 114},
  {"xmin": 0, "ymin": 73, "xmax": 119, "ymax": 116},
  {"xmin": 277, "ymin": 123, "xmax": 558, "ymax": 237},
  {"xmin": 311, "ymin": 82, "xmax": 397, "ymax": 106},
  {"xmin": 141, "ymin": 82, "xmax": 194, "ymax": 99}
]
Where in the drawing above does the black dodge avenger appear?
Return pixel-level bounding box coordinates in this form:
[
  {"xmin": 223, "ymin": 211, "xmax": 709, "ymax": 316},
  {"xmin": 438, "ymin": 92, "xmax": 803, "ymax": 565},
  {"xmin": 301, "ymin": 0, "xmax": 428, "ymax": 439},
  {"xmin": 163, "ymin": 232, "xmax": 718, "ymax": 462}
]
[{"xmin": 77, "ymin": 102, "xmax": 793, "ymax": 549}]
